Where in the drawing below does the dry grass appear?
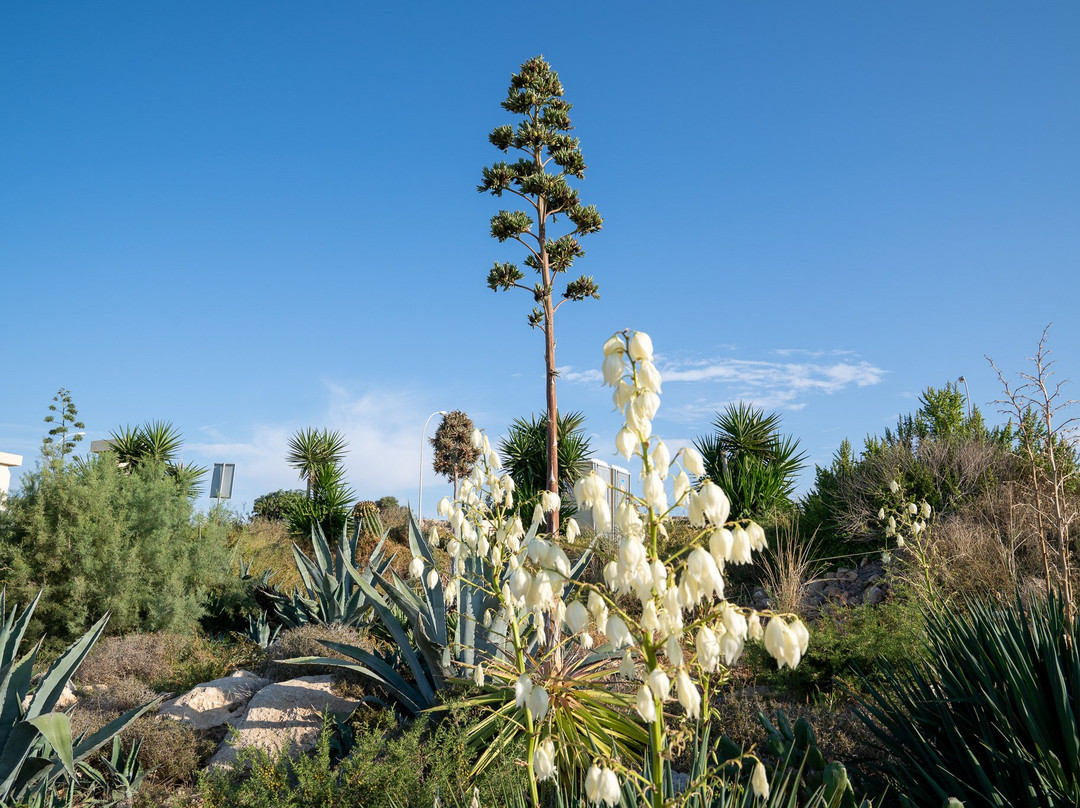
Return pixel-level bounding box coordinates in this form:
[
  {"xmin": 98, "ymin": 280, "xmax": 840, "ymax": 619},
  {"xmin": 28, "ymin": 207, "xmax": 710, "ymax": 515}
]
[
  {"xmin": 758, "ymin": 519, "xmax": 824, "ymax": 614},
  {"xmin": 77, "ymin": 633, "xmax": 191, "ymax": 688},
  {"xmin": 264, "ymin": 623, "xmax": 373, "ymax": 683}
]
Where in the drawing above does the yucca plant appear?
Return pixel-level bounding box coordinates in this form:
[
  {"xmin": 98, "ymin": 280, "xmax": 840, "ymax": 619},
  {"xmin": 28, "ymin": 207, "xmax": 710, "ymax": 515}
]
[
  {"xmin": 854, "ymin": 592, "xmax": 1079, "ymax": 807},
  {"xmin": 0, "ymin": 591, "xmax": 157, "ymax": 804}
]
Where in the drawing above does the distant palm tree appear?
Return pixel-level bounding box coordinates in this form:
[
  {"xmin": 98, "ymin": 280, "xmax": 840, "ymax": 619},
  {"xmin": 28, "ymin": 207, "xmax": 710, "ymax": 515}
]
[
  {"xmin": 286, "ymin": 428, "xmax": 348, "ymax": 498},
  {"xmin": 499, "ymin": 411, "xmax": 593, "ymax": 518},
  {"xmin": 694, "ymin": 403, "xmax": 807, "ymax": 520},
  {"xmin": 106, "ymin": 421, "xmax": 206, "ymax": 496}
]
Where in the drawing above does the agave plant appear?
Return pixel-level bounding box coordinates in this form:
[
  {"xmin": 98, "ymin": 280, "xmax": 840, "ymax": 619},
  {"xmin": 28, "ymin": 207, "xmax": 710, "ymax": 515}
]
[
  {"xmin": 284, "ymin": 511, "xmax": 595, "ymax": 717},
  {"xmin": 0, "ymin": 591, "xmax": 157, "ymax": 804},
  {"xmin": 267, "ymin": 521, "xmax": 394, "ymax": 629},
  {"xmin": 854, "ymin": 592, "xmax": 1078, "ymax": 807}
]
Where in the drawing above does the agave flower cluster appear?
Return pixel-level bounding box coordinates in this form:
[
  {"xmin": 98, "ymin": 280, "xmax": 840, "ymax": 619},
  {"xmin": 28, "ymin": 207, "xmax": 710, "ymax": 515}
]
[{"xmin": 418, "ymin": 330, "xmax": 810, "ymax": 808}]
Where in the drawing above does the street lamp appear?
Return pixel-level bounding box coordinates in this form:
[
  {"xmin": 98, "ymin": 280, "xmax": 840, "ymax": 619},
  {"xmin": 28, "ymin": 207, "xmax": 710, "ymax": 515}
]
[
  {"xmin": 958, "ymin": 376, "xmax": 972, "ymax": 419},
  {"xmin": 418, "ymin": 410, "xmax": 448, "ymax": 522}
]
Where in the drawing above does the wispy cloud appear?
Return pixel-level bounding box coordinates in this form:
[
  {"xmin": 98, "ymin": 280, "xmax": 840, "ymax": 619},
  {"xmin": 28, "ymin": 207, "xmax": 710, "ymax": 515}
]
[{"xmin": 558, "ymin": 366, "xmax": 603, "ymax": 384}]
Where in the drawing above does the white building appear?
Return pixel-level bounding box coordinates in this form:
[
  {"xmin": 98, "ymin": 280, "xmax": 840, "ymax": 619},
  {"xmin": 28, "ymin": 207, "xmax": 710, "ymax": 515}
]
[
  {"xmin": 0, "ymin": 452, "xmax": 23, "ymax": 511},
  {"xmin": 575, "ymin": 458, "xmax": 631, "ymax": 535}
]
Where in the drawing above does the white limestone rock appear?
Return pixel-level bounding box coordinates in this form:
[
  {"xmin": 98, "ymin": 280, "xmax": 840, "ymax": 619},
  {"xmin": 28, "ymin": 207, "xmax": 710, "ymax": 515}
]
[{"xmin": 159, "ymin": 670, "xmax": 269, "ymax": 731}]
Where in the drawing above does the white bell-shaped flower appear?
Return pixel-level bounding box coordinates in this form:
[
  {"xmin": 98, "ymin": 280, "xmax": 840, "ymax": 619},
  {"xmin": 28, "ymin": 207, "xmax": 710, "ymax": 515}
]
[
  {"xmin": 698, "ymin": 481, "xmax": 731, "ymax": 527},
  {"xmin": 565, "ymin": 600, "xmax": 589, "ymax": 635},
  {"xmin": 675, "ymin": 668, "xmax": 701, "ymax": 719},
  {"xmin": 681, "ymin": 446, "xmax": 705, "ymax": 477},
  {"xmin": 527, "ymin": 684, "xmax": 550, "ymax": 720},
  {"xmin": 696, "ymin": 625, "xmax": 722, "ymax": 672},
  {"xmin": 646, "ymin": 666, "xmax": 671, "ymax": 698},
  {"xmin": 409, "ymin": 556, "xmax": 425, "ymax": 579},
  {"xmin": 635, "ymin": 683, "xmax": 656, "ymax": 722},
  {"xmin": 752, "ymin": 761, "xmax": 770, "ymax": 800},
  {"xmin": 629, "ymin": 331, "xmax": 654, "ymax": 362},
  {"xmin": 533, "ymin": 738, "xmax": 557, "ymax": 782},
  {"xmin": 605, "ymin": 615, "xmax": 632, "ymax": 650}
]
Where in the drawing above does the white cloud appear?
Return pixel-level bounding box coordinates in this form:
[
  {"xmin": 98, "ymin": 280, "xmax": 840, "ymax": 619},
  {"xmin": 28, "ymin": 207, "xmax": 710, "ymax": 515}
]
[
  {"xmin": 187, "ymin": 384, "xmax": 450, "ymax": 509},
  {"xmin": 656, "ymin": 353, "xmax": 886, "ymax": 422},
  {"xmin": 558, "ymin": 366, "xmax": 603, "ymax": 384}
]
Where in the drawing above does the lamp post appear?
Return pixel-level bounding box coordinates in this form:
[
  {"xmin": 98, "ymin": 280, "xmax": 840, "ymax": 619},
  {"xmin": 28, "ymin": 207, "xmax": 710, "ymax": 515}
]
[
  {"xmin": 958, "ymin": 376, "xmax": 972, "ymax": 419},
  {"xmin": 418, "ymin": 410, "xmax": 448, "ymax": 522}
]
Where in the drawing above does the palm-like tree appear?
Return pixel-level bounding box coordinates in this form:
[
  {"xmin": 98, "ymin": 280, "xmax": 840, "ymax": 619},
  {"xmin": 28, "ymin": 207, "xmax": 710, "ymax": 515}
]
[
  {"xmin": 693, "ymin": 403, "xmax": 807, "ymax": 520},
  {"xmin": 499, "ymin": 411, "xmax": 593, "ymax": 517},
  {"xmin": 286, "ymin": 428, "xmax": 348, "ymax": 497},
  {"xmin": 106, "ymin": 421, "xmax": 206, "ymax": 496}
]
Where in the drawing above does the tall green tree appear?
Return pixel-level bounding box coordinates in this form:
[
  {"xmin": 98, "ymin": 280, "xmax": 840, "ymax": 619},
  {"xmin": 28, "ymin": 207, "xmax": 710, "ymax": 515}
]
[
  {"xmin": 41, "ymin": 388, "xmax": 85, "ymax": 469},
  {"xmin": 479, "ymin": 55, "xmax": 603, "ymax": 535},
  {"xmin": 694, "ymin": 403, "xmax": 807, "ymax": 520},
  {"xmin": 430, "ymin": 410, "xmax": 481, "ymax": 498}
]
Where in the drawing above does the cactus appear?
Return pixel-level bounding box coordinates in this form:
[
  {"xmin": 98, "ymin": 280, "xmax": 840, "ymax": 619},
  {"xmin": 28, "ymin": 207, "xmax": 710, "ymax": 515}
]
[
  {"xmin": 352, "ymin": 500, "xmax": 384, "ymax": 538},
  {"xmin": 0, "ymin": 591, "xmax": 157, "ymax": 804}
]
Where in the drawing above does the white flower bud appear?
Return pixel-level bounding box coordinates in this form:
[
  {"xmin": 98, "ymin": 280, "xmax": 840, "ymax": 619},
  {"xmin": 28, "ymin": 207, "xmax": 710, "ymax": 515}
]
[
  {"xmin": 409, "ymin": 557, "xmax": 425, "ymax": 579},
  {"xmin": 473, "ymin": 663, "xmax": 485, "ymax": 687},
  {"xmin": 638, "ymin": 359, "xmax": 662, "ymax": 394},
  {"xmin": 696, "ymin": 625, "xmax": 722, "ymax": 672},
  {"xmin": 565, "ymin": 518, "xmax": 580, "ymax": 543},
  {"xmin": 602, "ymin": 351, "xmax": 625, "ymax": 386},
  {"xmin": 747, "ymin": 521, "xmax": 767, "ymax": 551},
  {"xmin": 615, "ymin": 427, "xmax": 638, "ymax": 460},
  {"xmin": 877, "ymin": 507, "xmax": 885, "ymax": 520},
  {"xmin": 642, "ymin": 471, "xmax": 668, "ymax": 513},
  {"xmin": 730, "ymin": 527, "xmax": 753, "ymax": 565},
  {"xmin": 896, "ymin": 536, "xmax": 906, "ymax": 547},
  {"xmin": 682, "ymin": 446, "xmax": 705, "ymax": 477},
  {"xmin": 698, "ymin": 481, "xmax": 731, "ymax": 527},
  {"xmin": 889, "ymin": 480, "xmax": 900, "ymax": 494},
  {"xmin": 603, "ymin": 334, "xmax": 625, "ymax": 356},
  {"xmin": 585, "ymin": 765, "xmax": 602, "ymax": 804},
  {"xmin": 437, "ymin": 497, "xmax": 452, "ymax": 517},
  {"xmin": 710, "ymin": 528, "xmax": 734, "ymax": 564},
  {"xmin": 471, "ymin": 429, "xmax": 483, "ymax": 449},
  {"xmin": 672, "ymin": 471, "xmax": 691, "ymax": 505},
  {"xmin": 605, "ymin": 615, "xmax": 632, "ymax": 650},
  {"xmin": 445, "ymin": 580, "xmax": 458, "ymax": 602},
  {"xmin": 920, "ymin": 501, "xmax": 932, "ymax": 518},
  {"xmin": 426, "ymin": 569, "xmax": 439, "ymax": 590},
  {"xmin": 908, "ymin": 502, "xmax": 918, "ymax": 515},
  {"xmin": 599, "ymin": 768, "xmax": 620, "ymax": 807},
  {"xmin": 540, "ymin": 490, "xmax": 561, "ymax": 514},
  {"xmin": 651, "ymin": 440, "xmax": 670, "ymax": 476}
]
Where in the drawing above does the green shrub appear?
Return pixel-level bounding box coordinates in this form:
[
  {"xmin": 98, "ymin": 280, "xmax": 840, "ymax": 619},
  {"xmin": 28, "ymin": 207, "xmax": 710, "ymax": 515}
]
[
  {"xmin": 855, "ymin": 593, "xmax": 1080, "ymax": 808},
  {"xmin": 252, "ymin": 490, "xmax": 306, "ymax": 522},
  {"xmin": 0, "ymin": 457, "xmax": 233, "ymax": 645},
  {"xmin": 747, "ymin": 592, "xmax": 927, "ymax": 696},
  {"xmin": 199, "ymin": 710, "xmax": 528, "ymax": 808}
]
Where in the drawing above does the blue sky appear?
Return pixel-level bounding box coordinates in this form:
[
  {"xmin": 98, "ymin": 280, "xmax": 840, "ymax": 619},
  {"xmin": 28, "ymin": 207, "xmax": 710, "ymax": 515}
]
[{"xmin": 3, "ymin": 2, "xmax": 1078, "ymax": 516}]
